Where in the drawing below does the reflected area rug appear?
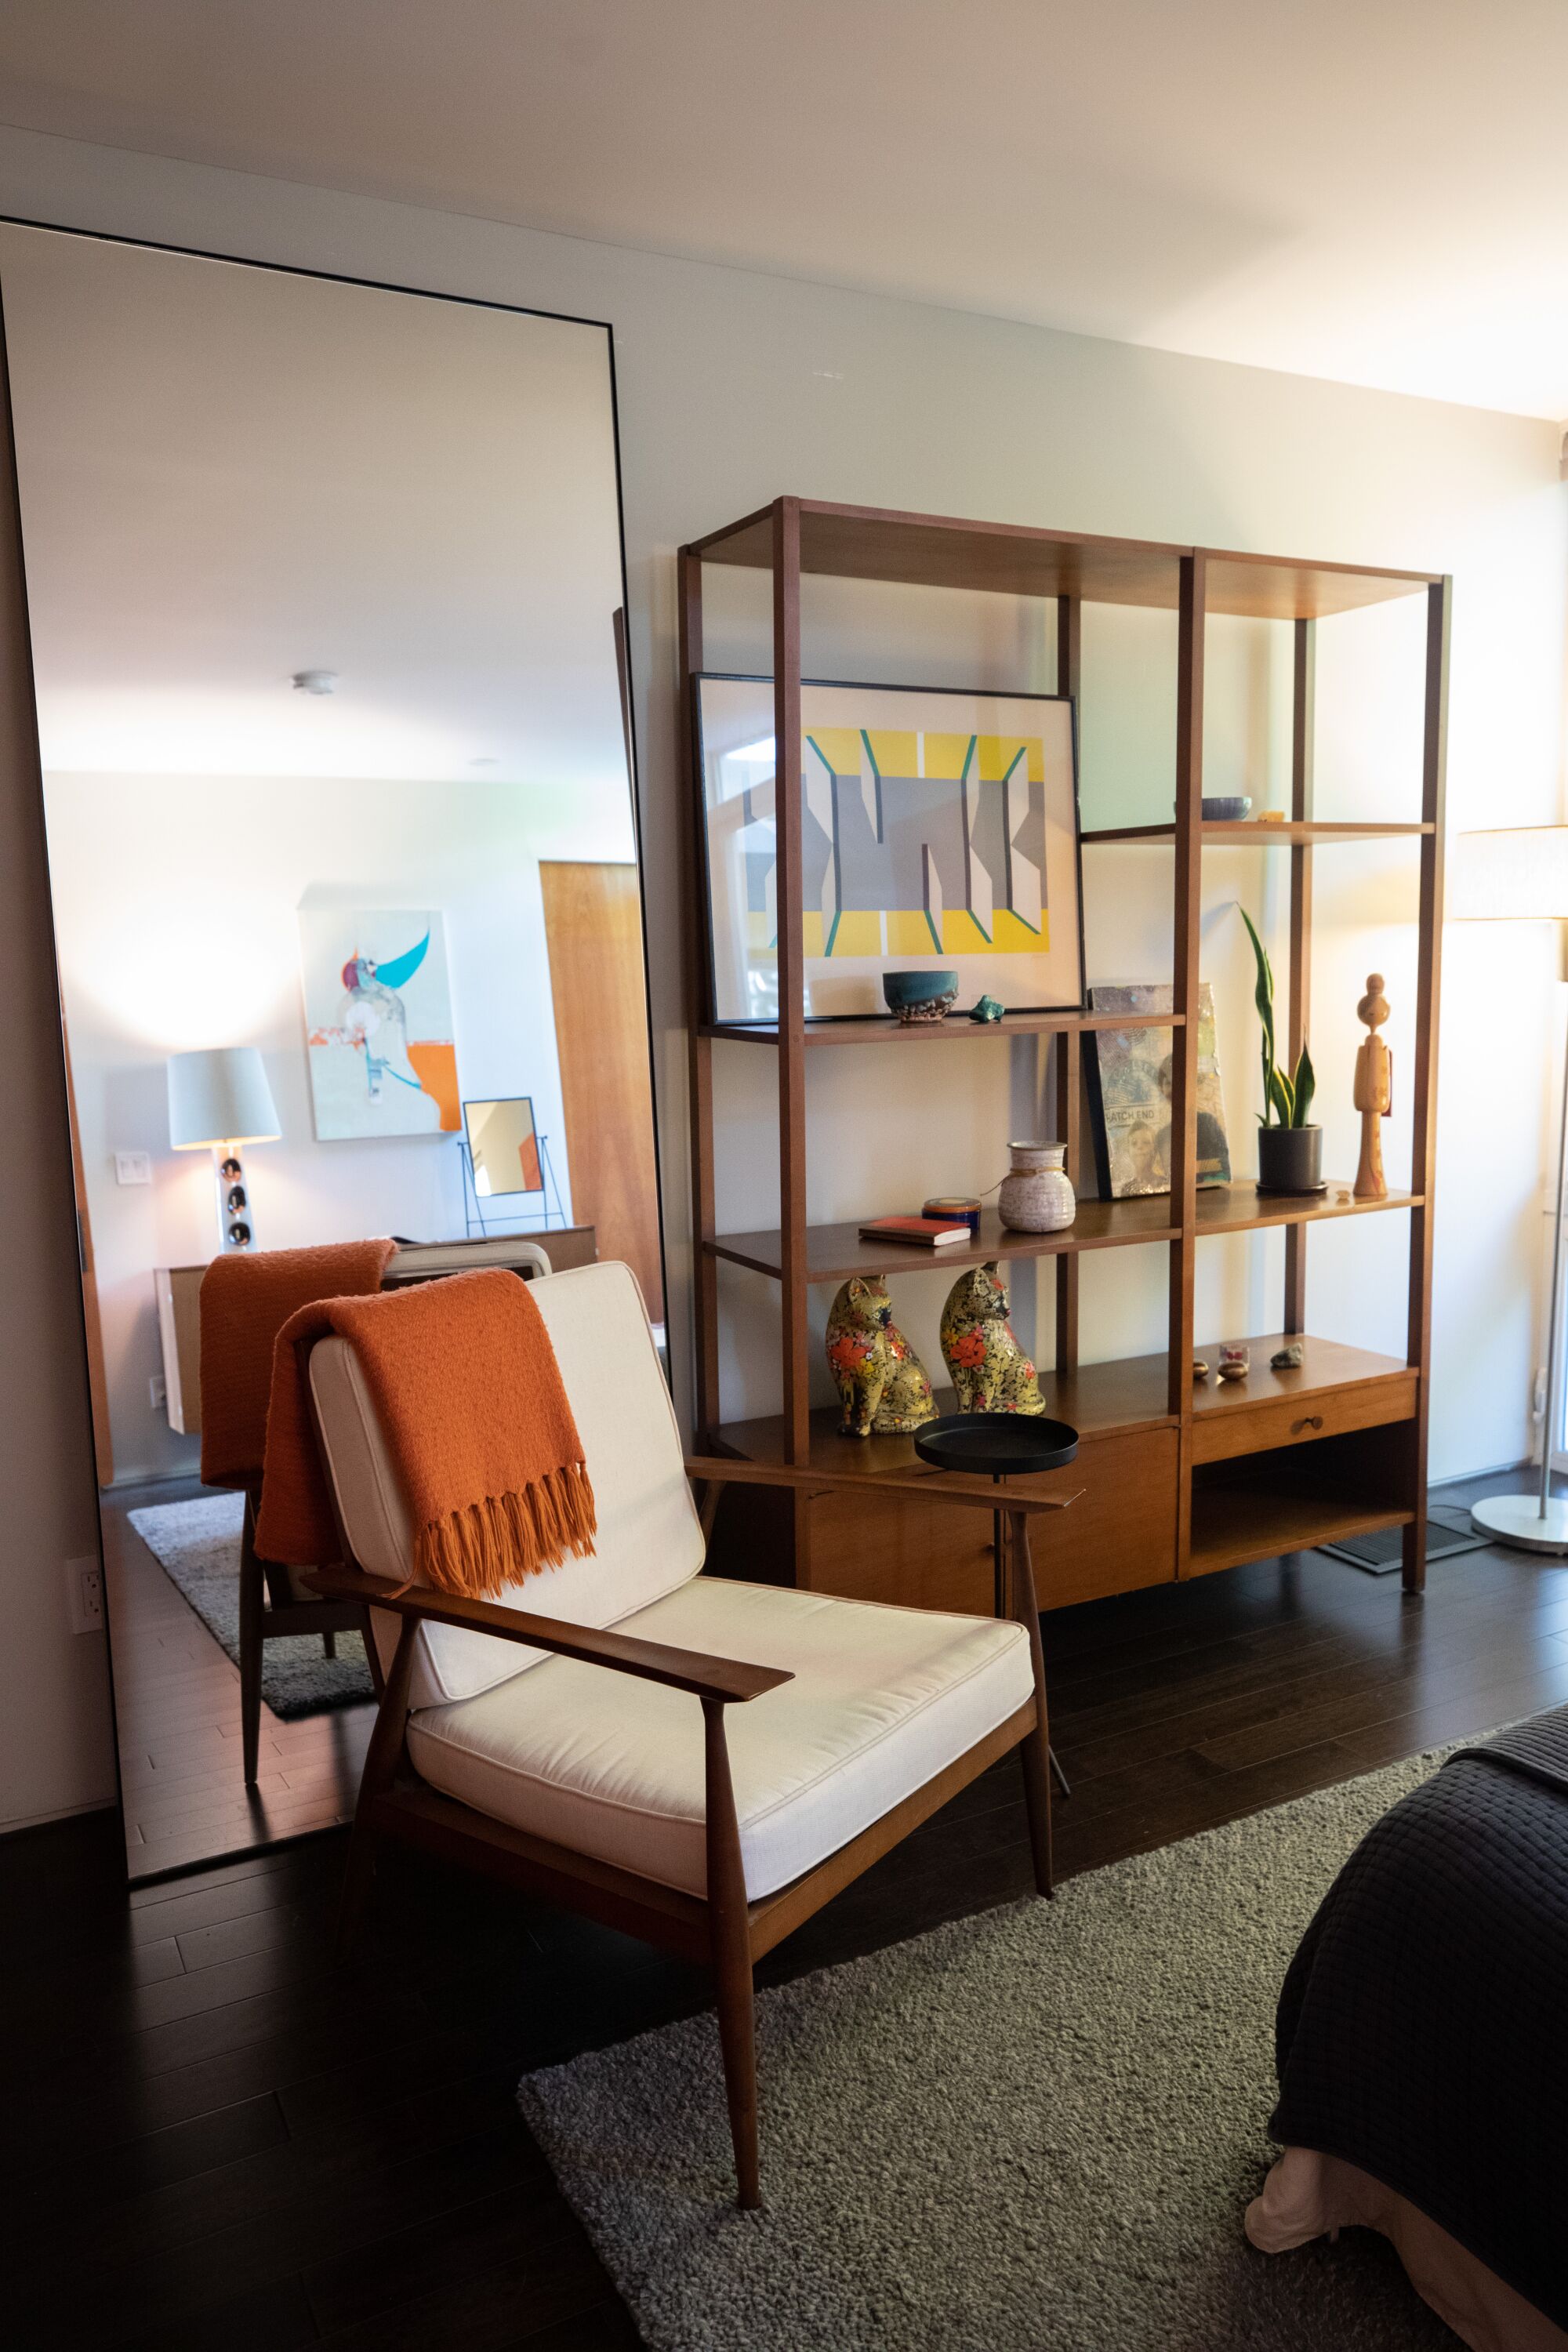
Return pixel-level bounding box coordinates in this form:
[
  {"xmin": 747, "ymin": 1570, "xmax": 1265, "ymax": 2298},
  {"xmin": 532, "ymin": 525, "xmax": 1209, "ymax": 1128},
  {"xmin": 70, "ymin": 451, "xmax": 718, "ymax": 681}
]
[
  {"xmin": 127, "ymin": 1492, "xmax": 375, "ymax": 1719},
  {"xmin": 520, "ymin": 1748, "xmax": 1462, "ymax": 2351}
]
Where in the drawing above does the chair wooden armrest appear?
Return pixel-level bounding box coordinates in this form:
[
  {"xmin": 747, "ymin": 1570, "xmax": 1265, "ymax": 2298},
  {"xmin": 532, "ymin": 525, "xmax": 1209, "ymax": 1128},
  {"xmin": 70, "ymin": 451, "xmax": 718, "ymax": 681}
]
[
  {"xmin": 684, "ymin": 1454, "xmax": 1083, "ymax": 1515},
  {"xmin": 299, "ymin": 1563, "xmax": 790, "ymax": 1704}
]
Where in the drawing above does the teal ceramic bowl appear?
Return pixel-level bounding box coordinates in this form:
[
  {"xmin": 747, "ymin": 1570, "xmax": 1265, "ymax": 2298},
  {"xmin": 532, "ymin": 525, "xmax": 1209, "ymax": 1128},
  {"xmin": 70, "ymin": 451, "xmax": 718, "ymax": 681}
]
[{"xmin": 882, "ymin": 968, "xmax": 958, "ymax": 1017}]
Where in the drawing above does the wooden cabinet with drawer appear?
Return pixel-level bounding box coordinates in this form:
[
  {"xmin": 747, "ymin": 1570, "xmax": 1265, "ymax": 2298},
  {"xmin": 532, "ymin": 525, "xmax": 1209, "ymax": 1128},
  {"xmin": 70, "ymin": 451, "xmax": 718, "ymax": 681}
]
[{"xmin": 1191, "ymin": 1370, "xmax": 1417, "ymax": 1465}]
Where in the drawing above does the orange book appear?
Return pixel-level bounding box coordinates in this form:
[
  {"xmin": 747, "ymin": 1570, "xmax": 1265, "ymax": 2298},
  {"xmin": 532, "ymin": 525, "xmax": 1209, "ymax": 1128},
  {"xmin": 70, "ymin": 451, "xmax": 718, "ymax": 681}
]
[{"xmin": 858, "ymin": 1215, "xmax": 970, "ymax": 1247}]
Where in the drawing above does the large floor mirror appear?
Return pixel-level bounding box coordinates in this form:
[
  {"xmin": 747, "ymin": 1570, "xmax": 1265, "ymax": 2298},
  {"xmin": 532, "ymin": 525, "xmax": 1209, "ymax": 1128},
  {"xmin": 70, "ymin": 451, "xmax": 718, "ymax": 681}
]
[{"xmin": 0, "ymin": 223, "xmax": 662, "ymax": 1881}]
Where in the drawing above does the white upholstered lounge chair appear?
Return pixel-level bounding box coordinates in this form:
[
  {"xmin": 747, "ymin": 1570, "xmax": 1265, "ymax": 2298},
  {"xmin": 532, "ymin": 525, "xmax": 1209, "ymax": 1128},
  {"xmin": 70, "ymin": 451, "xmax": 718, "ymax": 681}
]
[{"xmin": 303, "ymin": 1259, "xmax": 1070, "ymax": 2206}]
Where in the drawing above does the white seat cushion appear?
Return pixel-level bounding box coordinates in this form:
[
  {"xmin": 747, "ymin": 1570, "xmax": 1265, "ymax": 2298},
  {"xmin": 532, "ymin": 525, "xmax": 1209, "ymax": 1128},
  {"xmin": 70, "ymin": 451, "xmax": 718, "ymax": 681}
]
[
  {"xmin": 307, "ymin": 1260, "xmax": 703, "ymax": 1709},
  {"xmin": 405, "ymin": 1576, "xmax": 1034, "ymax": 1900}
]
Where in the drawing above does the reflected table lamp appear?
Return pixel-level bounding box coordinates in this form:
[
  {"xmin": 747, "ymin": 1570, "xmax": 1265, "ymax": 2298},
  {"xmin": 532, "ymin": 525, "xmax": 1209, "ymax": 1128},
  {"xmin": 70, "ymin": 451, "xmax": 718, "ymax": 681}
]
[
  {"xmin": 167, "ymin": 1045, "xmax": 280, "ymax": 1254},
  {"xmin": 1451, "ymin": 826, "xmax": 1568, "ymax": 1550}
]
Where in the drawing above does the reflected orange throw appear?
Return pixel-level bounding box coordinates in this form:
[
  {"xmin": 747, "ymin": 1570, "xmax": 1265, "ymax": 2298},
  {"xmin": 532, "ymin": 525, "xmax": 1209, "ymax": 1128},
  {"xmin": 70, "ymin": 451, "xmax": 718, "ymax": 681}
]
[
  {"xmin": 199, "ymin": 1238, "xmax": 397, "ymax": 1489},
  {"xmin": 255, "ymin": 1269, "xmax": 597, "ymax": 1600}
]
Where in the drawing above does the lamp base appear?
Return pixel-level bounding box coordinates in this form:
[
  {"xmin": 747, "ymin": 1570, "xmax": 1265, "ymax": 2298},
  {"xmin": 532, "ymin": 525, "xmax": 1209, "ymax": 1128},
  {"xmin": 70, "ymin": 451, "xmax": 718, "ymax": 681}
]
[
  {"xmin": 213, "ymin": 1145, "xmax": 255, "ymax": 1252},
  {"xmin": 1469, "ymin": 1491, "xmax": 1568, "ymax": 1555}
]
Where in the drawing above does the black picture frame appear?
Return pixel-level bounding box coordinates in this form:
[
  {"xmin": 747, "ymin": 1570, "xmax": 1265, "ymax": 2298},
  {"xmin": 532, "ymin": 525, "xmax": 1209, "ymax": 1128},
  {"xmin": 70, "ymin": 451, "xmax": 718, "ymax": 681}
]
[{"xmin": 691, "ymin": 670, "xmax": 1086, "ymax": 1027}]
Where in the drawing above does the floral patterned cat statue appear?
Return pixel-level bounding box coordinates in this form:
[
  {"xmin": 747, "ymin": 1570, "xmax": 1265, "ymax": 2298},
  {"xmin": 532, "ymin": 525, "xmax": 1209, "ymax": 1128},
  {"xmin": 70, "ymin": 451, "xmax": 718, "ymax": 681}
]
[
  {"xmin": 825, "ymin": 1276, "xmax": 938, "ymax": 1437},
  {"xmin": 939, "ymin": 1261, "xmax": 1046, "ymax": 1414}
]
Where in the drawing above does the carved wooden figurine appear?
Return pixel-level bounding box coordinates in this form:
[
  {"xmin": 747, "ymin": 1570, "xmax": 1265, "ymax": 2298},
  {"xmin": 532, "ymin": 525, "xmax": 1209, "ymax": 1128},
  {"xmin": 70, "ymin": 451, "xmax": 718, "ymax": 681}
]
[{"xmin": 1353, "ymin": 973, "xmax": 1392, "ymax": 1200}]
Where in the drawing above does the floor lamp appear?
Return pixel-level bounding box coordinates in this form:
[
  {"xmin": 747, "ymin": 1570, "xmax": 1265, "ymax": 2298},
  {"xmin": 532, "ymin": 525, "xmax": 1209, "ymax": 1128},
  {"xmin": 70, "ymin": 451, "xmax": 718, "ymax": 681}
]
[{"xmin": 1451, "ymin": 826, "xmax": 1568, "ymax": 1551}]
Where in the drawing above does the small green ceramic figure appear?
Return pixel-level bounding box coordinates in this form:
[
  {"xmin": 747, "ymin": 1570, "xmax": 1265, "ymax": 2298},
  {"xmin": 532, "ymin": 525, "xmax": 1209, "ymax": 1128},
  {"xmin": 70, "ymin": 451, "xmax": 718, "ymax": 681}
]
[
  {"xmin": 969, "ymin": 993, "xmax": 1005, "ymax": 1023},
  {"xmin": 939, "ymin": 1261, "xmax": 1045, "ymax": 1414},
  {"xmin": 826, "ymin": 1276, "xmax": 938, "ymax": 1437}
]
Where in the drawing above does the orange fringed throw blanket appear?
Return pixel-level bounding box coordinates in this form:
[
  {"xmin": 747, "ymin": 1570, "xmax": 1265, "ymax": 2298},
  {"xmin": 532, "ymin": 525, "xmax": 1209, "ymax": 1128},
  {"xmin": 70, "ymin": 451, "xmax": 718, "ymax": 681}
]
[
  {"xmin": 199, "ymin": 1238, "xmax": 397, "ymax": 1488},
  {"xmin": 253, "ymin": 1269, "xmax": 597, "ymax": 1600}
]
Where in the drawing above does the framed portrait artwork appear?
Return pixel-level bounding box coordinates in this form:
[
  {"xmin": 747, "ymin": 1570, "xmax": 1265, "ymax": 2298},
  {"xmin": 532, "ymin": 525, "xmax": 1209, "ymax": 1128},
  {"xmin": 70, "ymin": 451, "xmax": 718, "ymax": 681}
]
[
  {"xmin": 691, "ymin": 673, "xmax": 1085, "ymax": 1024},
  {"xmin": 1083, "ymin": 982, "xmax": 1232, "ymax": 1198}
]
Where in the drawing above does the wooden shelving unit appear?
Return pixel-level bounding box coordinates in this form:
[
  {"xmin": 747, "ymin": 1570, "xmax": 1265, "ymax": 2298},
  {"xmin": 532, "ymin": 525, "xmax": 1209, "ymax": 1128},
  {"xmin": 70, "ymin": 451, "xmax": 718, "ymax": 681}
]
[{"xmin": 680, "ymin": 498, "xmax": 1447, "ymax": 1614}]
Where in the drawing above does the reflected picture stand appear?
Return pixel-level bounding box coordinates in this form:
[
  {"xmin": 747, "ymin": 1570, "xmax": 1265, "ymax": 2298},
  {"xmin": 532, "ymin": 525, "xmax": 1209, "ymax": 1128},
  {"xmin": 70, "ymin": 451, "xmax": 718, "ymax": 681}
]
[{"xmin": 458, "ymin": 1131, "xmax": 566, "ymax": 1240}]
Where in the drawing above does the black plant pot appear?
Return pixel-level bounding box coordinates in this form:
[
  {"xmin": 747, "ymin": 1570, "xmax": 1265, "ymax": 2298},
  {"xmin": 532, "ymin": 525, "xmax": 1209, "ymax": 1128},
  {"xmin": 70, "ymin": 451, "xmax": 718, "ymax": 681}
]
[{"xmin": 1256, "ymin": 1123, "xmax": 1323, "ymax": 1193}]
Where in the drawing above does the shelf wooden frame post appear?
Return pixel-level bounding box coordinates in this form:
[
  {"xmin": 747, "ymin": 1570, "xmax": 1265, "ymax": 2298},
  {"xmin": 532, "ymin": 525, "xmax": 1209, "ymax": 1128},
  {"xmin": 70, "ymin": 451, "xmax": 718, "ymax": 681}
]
[
  {"xmin": 1054, "ymin": 590, "xmax": 1083, "ymax": 1377},
  {"xmin": 678, "ymin": 545, "xmax": 720, "ymax": 1439},
  {"xmin": 1403, "ymin": 577, "xmax": 1450, "ymax": 1592},
  {"xmin": 1284, "ymin": 616, "xmax": 1316, "ymax": 1335},
  {"xmin": 773, "ymin": 499, "xmax": 811, "ymax": 1469},
  {"xmin": 1169, "ymin": 556, "xmax": 1207, "ymax": 1588}
]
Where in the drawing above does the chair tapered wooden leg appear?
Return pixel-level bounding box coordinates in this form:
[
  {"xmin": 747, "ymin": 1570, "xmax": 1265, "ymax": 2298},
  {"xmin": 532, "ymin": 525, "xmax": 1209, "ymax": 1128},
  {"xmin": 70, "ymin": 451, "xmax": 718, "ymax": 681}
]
[
  {"xmin": 338, "ymin": 1614, "xmax": 416, "ymax": 1960},
  {"xmin": 322, "ymin": 1630, "xmax": 337, "ymax": 1660},
  {"xmin": 239, "ymin": 1500, "xmax": 264, "ymax": 1787},
  {"xmin": 1008, "ymin": 1509, "xmax": 1054, "ymax": 1897},
  {"xmin": 703, "ymin": 1697, "xmax": 760, "ymax": 2209}
]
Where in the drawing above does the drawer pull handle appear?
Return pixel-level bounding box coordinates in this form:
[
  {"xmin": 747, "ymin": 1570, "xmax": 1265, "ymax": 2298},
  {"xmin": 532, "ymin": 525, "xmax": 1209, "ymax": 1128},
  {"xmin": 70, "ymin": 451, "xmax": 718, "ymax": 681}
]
[{"xmin": 1292, "ymin": 1414, "xmax": 1325, "ymax": 1434}]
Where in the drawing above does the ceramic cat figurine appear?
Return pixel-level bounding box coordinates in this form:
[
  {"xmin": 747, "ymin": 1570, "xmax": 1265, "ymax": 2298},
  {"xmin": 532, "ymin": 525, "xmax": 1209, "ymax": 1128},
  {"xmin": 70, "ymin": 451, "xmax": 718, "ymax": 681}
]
[
  {"xmin": 939, "ymin": 1261, "xmax": 1045, "ymax": 1414},
  {"xmin": 825, "ymin": 1276, "xmax": 937, "ymax": 1437}
]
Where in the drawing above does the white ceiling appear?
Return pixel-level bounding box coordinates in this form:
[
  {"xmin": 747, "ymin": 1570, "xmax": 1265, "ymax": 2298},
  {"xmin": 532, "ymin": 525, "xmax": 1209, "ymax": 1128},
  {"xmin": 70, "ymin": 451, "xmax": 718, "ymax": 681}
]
[
  {"xmin": 2, "ymin": 0, "xmax": 1567, "ymax": 419},
  {"xmin": 0, "ymin": 222, "xmax": 633, "ymax": 808}
]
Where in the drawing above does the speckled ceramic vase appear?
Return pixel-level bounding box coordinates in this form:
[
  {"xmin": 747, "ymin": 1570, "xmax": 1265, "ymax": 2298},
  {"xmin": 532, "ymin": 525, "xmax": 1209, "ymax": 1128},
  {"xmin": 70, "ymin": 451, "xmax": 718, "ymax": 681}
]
[{"xmin": 997, "ymin": 1141, "xmax": 1076, "ymax": 1233}]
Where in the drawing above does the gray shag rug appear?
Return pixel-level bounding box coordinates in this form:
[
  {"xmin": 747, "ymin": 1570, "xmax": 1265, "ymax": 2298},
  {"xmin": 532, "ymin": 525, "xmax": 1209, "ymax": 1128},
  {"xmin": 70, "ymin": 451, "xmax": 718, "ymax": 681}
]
[
  {"xmin": 127, "ymin": 1493, "xmax": 375, "ymax": 1719},
  {"xmin": 521, "ymin": 1745, "xmax": 1465, "ymax": 2351}
]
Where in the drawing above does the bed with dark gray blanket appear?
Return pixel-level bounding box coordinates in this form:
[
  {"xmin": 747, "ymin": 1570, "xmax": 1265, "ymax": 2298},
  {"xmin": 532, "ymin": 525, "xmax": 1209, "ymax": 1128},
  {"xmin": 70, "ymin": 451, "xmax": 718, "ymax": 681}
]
[{"xmin": 1266, "ymin": 1708, "xmax": 1568, "ymax": 2332}]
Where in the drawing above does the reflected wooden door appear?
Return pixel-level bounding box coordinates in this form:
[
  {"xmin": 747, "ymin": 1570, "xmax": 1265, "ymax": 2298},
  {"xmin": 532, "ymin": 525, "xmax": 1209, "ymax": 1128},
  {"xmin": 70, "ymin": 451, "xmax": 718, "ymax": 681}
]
[{"xmin": 539, "ymin": 862, "xmax": 663, "ymax": 1317}]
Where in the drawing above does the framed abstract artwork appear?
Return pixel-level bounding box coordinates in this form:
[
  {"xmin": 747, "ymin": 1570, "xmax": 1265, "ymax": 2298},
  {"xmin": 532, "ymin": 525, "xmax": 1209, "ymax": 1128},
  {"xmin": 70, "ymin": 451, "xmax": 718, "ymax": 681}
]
[
  {"xmin": 1083, "ymin": 982, "xmax": 1232, "ymax": 1197},
  {"xmin": 299, "ymin": 906, "xmax": 459, "ymax": 1140},
  {"xmin": 691, "ymin": 673, "xmax": 1084, "ymax": 1023}
]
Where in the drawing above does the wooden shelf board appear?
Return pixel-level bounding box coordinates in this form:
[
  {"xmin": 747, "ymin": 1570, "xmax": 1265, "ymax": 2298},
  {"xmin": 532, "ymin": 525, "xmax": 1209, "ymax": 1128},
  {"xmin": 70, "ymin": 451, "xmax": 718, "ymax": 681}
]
[
  {"xmin": 686, "ymin": 502, "xmax": 1438, "ymax": 620},
  {"xmin": 701, "ymin": 1007, "xmax": 1185, "ymax": 1047},
  {"xmin": 1196, "ymin": 1182, "xmax": 1420, "ymax": 1235},
  {"xmin": 710, "ymin": 1332, "xmax": 1408, "ymax": 1467},
  {"xmin": 1082, "ymin": 820, "xmax": 1434, "ymax": 846},
  {"xmin": 1188, "ymin": 1490, "xmax": 1413, "ymax": 1579},
  {"xmin": 710, "ymin": 1201, "xmax": 1180, "ymax": 1283},
  {"xmin": 1190, "ymin": 1331, "xmax": 1411, "ymax": 1420},
  {"xmin": 708, "ymin": 1189, "xmax": 1417, "ymax": 1285},
  {"xmin": 714, "ymin": 1364, "xmax": 1177, "ymax": 1468}
]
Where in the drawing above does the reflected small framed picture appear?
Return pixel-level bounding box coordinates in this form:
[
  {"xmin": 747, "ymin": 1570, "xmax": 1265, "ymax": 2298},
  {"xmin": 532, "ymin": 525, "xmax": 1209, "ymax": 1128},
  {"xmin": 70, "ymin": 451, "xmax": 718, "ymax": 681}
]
[
  {"xmin": 691, "ymin": 673, "xmax": 1085, "ymax": 1025},
  {"xmin": 463, "ymin": 1095, "xmax": 543, "ymax": 1199}
]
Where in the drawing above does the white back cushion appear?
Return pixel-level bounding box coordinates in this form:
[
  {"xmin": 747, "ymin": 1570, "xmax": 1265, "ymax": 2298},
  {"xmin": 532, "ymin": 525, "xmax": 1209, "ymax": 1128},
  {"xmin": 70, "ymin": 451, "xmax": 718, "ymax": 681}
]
[{"xmin": 307, "ymin": 1259, "xmax": 703, "ymax": 1708}]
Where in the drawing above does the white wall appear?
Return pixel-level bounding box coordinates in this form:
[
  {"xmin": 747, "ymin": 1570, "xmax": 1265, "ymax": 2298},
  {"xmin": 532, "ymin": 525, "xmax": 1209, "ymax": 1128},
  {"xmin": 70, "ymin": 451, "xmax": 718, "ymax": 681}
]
[
  {"xmin": 0, "ymin": 125, "xmax": 1562, "ymax": 1826},
  {"xmin": 44, "ymin": 768, "xmax": 630, "ymax": 1483}
]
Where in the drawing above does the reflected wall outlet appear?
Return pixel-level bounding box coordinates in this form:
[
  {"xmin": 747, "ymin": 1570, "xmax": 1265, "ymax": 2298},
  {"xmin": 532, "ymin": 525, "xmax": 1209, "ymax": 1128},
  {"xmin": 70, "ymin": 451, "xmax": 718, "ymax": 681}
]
[
  {"xmin": 66, "ymin": 1555, "xmax": 103, "ymax": 1634},
  {"xmin": 114, "ymin": 1152, "xmax": 152, "ymax": 1185},
  {"xmin": 150, "ymin": 1372, "xmax": 166, "ymax": 1411}
]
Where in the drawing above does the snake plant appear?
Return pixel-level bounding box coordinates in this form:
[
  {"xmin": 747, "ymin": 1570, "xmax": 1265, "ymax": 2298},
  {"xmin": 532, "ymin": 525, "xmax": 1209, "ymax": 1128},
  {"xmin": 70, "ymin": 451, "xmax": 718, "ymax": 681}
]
[{"xmin": 1239, "ymin": 907, "xmax": 1316, "ymax": 1127}]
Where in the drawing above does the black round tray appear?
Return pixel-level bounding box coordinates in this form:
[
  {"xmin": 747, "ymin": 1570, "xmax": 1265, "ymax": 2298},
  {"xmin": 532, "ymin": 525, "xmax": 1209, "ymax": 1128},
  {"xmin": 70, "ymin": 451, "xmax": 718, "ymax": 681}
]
[{"xmin": 914, "ymin": 1413, "xmax": 1079, "ymax": 1479}]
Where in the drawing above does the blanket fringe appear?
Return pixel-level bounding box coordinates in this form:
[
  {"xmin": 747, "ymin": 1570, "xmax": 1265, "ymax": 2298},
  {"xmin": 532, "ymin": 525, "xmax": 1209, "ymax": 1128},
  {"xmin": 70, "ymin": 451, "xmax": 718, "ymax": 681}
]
[{"xmin": 413, "ymin": 1462, "xmax": 597, "ymax": 1599}]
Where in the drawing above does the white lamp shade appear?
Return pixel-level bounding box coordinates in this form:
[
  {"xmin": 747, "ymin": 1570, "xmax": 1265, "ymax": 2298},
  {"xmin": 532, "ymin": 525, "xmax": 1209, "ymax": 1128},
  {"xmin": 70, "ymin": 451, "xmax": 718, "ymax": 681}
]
[
  {"xmin": 1450, "ymin": 826, "xmax": 1568, "ymax": 922},
  {"xmin": 167, "ymin": 1046, "xmax": 281, "ymax": 1149}
]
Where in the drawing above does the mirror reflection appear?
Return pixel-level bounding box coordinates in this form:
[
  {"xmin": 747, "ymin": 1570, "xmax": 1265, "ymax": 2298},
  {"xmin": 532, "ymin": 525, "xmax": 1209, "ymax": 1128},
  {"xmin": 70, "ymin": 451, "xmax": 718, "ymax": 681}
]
[{"xmin": 0, "ymin": 224, "xmax": 660, "ymax": 1879}]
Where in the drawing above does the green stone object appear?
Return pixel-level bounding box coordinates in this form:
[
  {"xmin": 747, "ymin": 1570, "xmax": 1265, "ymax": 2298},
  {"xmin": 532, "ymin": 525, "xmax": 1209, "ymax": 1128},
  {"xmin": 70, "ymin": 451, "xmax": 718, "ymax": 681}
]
[{"xmin": 969, "ymin": 994, "xmax": 1005, "ymax": 1023}]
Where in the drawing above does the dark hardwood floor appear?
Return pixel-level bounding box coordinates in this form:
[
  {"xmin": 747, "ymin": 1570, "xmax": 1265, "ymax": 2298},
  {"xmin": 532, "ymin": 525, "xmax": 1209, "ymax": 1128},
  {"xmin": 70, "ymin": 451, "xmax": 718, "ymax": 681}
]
[
  {"xmin": 102, "ymin": 1478, "xmax": 375, "ymax": 1878},
  {"xmin": 7, "ymin": 1472, "xmax": 1568, "ymax": 2350}
]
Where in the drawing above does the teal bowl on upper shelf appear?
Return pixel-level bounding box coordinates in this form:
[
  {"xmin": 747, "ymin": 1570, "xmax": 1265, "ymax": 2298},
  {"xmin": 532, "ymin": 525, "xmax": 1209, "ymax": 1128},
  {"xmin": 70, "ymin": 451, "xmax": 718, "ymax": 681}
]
[{"xmin": 882, "ymin": 968, "xmax": 959, "ymax": 1023}]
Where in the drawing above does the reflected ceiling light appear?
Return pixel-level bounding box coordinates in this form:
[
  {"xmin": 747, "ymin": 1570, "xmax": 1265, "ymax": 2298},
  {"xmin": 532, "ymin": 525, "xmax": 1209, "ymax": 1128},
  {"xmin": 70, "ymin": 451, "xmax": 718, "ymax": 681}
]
[{"xmin": 292, "ymin": 669, "xmax": 339, "ymax": 695}]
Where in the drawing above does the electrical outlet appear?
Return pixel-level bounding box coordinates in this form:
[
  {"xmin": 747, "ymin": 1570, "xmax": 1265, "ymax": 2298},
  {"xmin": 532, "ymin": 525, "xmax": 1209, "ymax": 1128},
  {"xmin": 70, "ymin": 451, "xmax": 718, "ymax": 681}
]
[
  {"xmin": 66, "ymin": 1555, "xmax": 103, "ymax": 1634},
  {"xmin": 114, "ymin": 1151, "xmax": 152, "ymax": 1186},
  {"xmin": 150, "ymin": 1371, "xmax": 167, "ymax": 1411}
]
